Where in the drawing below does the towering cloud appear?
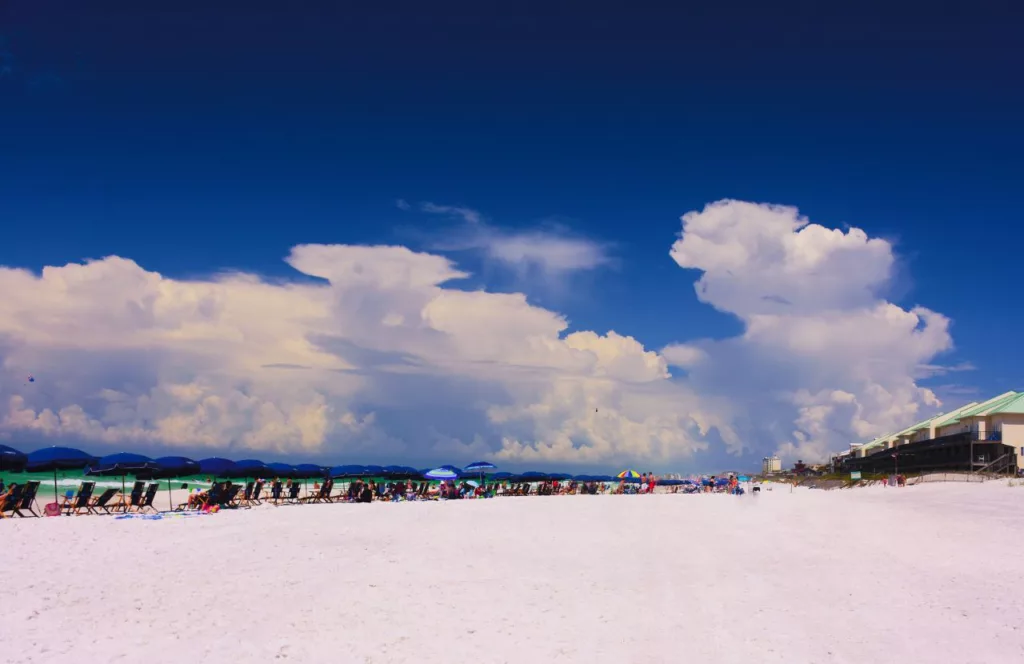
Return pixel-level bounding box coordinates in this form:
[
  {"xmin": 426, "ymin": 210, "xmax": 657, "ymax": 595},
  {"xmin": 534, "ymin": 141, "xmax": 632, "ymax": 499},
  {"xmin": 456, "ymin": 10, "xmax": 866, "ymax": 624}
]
[{"xmin": 0, "ymin": 200, "xmax": 954, "ymax": 467}]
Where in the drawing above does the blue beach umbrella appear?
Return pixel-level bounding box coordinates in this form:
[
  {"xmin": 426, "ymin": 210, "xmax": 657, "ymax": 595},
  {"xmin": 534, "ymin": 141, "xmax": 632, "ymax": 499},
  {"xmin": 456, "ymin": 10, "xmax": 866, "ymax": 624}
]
[
  {"xmin": 363, "ymin": 465, "xmax": 385, "ymax": 477},
  {"xmin": 329, "ymin": 464, "xmax": 368, "ymax": 479},
  {"xmin": 464, "ymin": 461, "xmax": 496, "ymax": 484},
  {"xmin": 491, "ymin": 472, "xmax": 513, "ymax": 481},
  {"xmin": 234, "ymin": 459, "xmax": 272, "ymax": 479},
  {"xmin": 87, "ymin": 453, "xmax": 161, "ymax": 499},
  {"xmin": 383, "ymin": 465, "xmax": 420, "ymax": 479},
  {"xmin": 738, "ymin": 475, "xmax": 751, "ymax": 482},
  {"xmin": 27, "ymin": 446, "xmax": 100, "ymax": 504},
  {"xmin": 424, "ymin": 467, "xmax": 459, "ymax": 481},
  {"xmin": 145, "ymin": 456, "xmax": 201, "ymax": 511},
  {"xmin": 267, "ymin": 462, "xmax": 297, "ymax": 478},
  {"xmin": 197, "ymin": 457, "xmax": 239, "ymax": 479},
  {"xmin": 0, "ymin": 444, "xmax": 28, "ymax": 474},
  {"xmin": 293, "ymin": 464, "xmax": 327, "ymax": 479}
]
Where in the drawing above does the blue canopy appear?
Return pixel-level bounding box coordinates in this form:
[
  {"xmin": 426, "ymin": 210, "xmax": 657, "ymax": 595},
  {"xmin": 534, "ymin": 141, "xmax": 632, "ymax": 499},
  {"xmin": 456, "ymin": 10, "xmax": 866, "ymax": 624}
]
[
  {"xmin": 26, "ymin": 446, "xmax": 99, "ymax": 472},
  {"xmin": 147, "ymin": 456, "xmax": 201, "ymax": 479},
  {"xmin": 0, "ymin": 445, "xmax": 28, "ymax": 472},
  {"xmin": 293, "ymin": 464, "xmax": 327, "ymax": 478},
  {"xmin": 198, "ymin": 457, "xmax": 239, "ymax": 478},
  {"xmin": 87, "ymin": 453, "xmax": 160, "ymax": 476},
  {"xmin": 464, "ymin": 461, "xmax": 497, "ymax": 472},
  {"xmin": 235, "ymin": 459, "xmax": 272, "ymax": 477},
  {"xmin": 423, "ymin": 467, "xmax": 459, "ymax": 481},
  {"xmin": 518, "ymin": 471, "xmax": 548, "ymax": 481},
  {"xmin": 329, "ymin": 464, "xmax": 368, "ymax": 478},
  {"xmin": 491, "ymin": 472, "xmax": 513, "ymax": 480},
  {"xmin": 382, "ymin": 465, "xmax": 420, "ymax": 479},
  {"xmin": 266, "ymin": 462, "xmax": 297, "ymax": 478},
  {"xmin": 362, "ymin": 465, "xmax": 385, "ymax": 476}
]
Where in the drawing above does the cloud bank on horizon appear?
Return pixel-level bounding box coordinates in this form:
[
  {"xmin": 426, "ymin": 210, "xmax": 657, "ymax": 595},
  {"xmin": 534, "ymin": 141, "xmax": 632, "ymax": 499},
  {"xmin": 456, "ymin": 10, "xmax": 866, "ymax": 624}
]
[{"xmin": 0, "ymin": 200, "xmax": 957, "ymax": 468}]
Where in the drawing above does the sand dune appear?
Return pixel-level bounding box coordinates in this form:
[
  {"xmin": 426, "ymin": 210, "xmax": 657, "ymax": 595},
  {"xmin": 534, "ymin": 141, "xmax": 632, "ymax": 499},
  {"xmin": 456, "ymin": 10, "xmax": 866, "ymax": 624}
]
[{"xmin": 3, "ymin": 483, "xmax": 1024, "ymax": 663}]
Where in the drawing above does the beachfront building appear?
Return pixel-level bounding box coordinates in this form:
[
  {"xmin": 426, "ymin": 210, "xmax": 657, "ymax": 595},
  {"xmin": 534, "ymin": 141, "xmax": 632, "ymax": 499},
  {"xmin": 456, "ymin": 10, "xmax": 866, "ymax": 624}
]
[
  {"xmin": 762, "ymin": 455, "xmax": 781, "ymax": 474},
  {"xmin": 840, "ymin": 391, "xmax": 1024, "ymax": 475}
]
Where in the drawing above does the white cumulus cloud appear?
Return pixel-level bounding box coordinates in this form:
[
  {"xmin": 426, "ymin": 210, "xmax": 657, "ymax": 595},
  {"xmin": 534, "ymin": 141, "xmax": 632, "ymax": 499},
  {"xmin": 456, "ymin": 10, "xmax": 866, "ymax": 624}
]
[{"xmin": 0, "ymin": 199, "xmax": 959, "ymax": 469}]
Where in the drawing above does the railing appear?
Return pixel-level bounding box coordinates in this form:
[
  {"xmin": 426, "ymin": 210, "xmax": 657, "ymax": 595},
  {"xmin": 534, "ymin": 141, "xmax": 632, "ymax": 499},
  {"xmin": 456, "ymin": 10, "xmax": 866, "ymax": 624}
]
[
  {"xmin": 970, "ymin": 430, "xmax": 1003, "ymax": 442},
  {"xmin": 975, "ymin": 453, "xmax": 1016, "ymax": 477}
]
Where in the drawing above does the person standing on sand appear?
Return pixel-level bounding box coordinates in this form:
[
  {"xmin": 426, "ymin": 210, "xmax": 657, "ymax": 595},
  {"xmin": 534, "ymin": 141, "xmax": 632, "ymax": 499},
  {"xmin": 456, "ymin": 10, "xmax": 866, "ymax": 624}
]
[{"xmin": 648, "ymin": 472, "xmax": 656, "ymax": 494}]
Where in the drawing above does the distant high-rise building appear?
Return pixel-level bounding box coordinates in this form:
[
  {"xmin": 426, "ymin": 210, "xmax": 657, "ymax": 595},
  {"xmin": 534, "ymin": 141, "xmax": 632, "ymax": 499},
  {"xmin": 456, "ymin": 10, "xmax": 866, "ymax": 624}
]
[{"xmin": 762, "ymin": 455, "xmax": 781, "ymax": 474}]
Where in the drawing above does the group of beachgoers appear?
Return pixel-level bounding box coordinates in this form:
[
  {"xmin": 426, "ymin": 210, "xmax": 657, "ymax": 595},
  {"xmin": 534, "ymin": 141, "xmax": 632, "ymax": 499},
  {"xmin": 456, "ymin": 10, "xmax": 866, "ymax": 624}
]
[{"xmin": 1, "ymin": 470, "xmax": 752, "ymax": 518}]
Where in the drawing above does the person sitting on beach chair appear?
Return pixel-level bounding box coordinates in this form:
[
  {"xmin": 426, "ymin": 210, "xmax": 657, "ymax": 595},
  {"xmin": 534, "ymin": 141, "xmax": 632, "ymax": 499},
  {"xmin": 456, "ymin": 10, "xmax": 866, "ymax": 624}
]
[{"xmin": 0, "ymin": 483, "xmax": 24, "ymax": 518}]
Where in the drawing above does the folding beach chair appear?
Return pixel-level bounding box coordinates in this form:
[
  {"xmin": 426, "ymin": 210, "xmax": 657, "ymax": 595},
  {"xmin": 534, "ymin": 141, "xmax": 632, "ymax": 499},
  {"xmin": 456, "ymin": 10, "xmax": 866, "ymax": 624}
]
[
  {"xmin": 113, "ymin": 481, "xmax": 146, "ymax": 512},
  {"xmin": 134, "ymin": 483, "xmax": 159, "ymax": 513},
  {"xmin": 11, "ymin": 481, "xmax": 41, "ymax": 517},
  {"xmin": 0, "ymin": 484, "xmax": 25, "ymax": 518},
  {"xmin": 61, "ymin": 482, "xmax": 96, "ymax": 515},
  {"xmin": 222, "ymin": 484, "xmax": 242, "ymax": 507},
  {"xmin": 268, "ymin": 481, "xmax": 283, "ymax": 504},
  {"xmin": 239, "ymin": 482, "xmax": 255, "ymax": 507},
  {"xmin": 89, "ymin": 488, "xmax": 120, "ymax": 515},
  {"xmin": 251, "ymin": 480, "xmax": 265, "ymax": 505},
  {"xmin": 286, "ymin": 483, "xmax": 301, "ymax": 503}
]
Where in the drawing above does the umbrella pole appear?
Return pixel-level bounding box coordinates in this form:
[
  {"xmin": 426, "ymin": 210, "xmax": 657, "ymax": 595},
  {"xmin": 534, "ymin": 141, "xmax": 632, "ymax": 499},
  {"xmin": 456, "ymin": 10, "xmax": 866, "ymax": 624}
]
[
  {"xmin": 53, "ymin": 468, "xmax": 58, "ymax": 511},
  {"xmin": 168, "ymin": 478, "xmax": 173, "ymax": 512}
]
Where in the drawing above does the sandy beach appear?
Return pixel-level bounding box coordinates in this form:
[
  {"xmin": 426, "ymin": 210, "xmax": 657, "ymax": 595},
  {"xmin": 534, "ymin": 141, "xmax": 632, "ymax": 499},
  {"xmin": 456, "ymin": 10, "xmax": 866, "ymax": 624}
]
[{"xmin": 3, "ymin": 482, "xmax": 1024, "ymax": 663}]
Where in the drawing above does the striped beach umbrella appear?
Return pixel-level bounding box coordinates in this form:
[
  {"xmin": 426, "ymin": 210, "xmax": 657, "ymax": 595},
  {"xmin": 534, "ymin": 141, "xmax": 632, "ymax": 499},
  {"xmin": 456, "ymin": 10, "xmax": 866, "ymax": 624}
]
[
  {"xmin": 616, "ymin": 469, "xmax": 641, "ymax": 479},
  {"xmin": 423, "ymin": 467, "xmax": 459, "ymax": 481}
]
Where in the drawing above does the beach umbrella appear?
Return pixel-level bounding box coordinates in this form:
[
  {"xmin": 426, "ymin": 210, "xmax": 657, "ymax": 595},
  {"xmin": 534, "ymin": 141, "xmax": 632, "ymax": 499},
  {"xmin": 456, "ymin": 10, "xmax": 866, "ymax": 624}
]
[
  {"xmin": 518, "ymin": 471, "xmax": 547, "ymax": 482},
  {"xmin": 382, "ymin": 465, "xmax": 420, "ymax": 479},
  {"xmin": 423, "ymin": 467, "xmax": 459, "ymax": 481},
  {"xmin": 616, "ymin": 469, "xmax": 641, "ymax": 479},
  {"xmin": 144, "ymin": 456, "xmax": 201, "ymax": 512},
  {"xmin": 464, "ymin": 461, "xmax": 496, "ymax": 485},
  {"xmin": 293, "ymin": 464, "xmax": 327, "ymax": 478},
  {"xmin": 491, "ymin": 472, "xmax": 512, "ymax": 481},
  {"xmin": 738, "ymin": 475, "xmax": 750, "ymax": 482},
  {"xmin": 26, "ymin": 446, "xmax": 100, "ymax": 506},
  {"xmin": 329, "ymin": 464, "xmax": 368, "ymax": 479},
  {"xmin": 267, "ymin": 462, "xmax": 297, "ymax": 478},
  {"xmin": 235, "ymin": 459, "xmax": 272, "ymax": 479},
  {"xmin": 87, "ymin": 453, "xmax": 161, "ymax": 501},
  {"xmin": 197, "ymin": 457, "xmax": 239, "ymax": 479},
  {"xmin": 363, "ymin": 465, "xmax": 385, "ymax": 477},
  {"xmin": 0, "ymin": 444, "xmax": 28, "ymax": 474}
]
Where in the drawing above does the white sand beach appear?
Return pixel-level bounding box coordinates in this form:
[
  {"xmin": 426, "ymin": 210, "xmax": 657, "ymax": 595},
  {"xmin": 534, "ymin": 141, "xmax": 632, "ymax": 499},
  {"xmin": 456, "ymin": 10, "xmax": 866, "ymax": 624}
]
[{"xmin": 3, "ymin": 482, "xmax": 1024, "ymax": 663}]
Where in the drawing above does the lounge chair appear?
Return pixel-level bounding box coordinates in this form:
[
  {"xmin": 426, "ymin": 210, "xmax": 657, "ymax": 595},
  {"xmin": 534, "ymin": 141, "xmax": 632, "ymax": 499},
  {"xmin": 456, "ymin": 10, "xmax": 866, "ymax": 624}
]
[
  {"xmin": 268, "ymin": 481, "xmax": 283, "ymax": 504},
  {"xmin": 0, "ymin": 484, "xmax": 25, "ymax": 518},
  {"xmin": 112, "ymin": 481, "xmax": 146, "ymax": 512},
  {"xmin": 238, "ymin": 482, "xmax": 255, "ymax": 507},
  {"xmin": 308, "ymin": 479, "xmax": 334, "ymax": 503},
  {"xmin": 251, "ymin": 480, "xmax": 265, "ymax": 505},
  {"xmin": 176, "ymin": 482, "xmax": 225, "ymax": 511},
  {"xmin": 61, "ymin": 482, "xmax": 97, "ymax": 515},
  {"xmin": 11, "ymin": 481, "xmax": 41, "ymax": 517},
  {"xmin": 286, "ymin": 483, "xmax": 301, "ymax": 503},
  {"xmin": 134, "ymin": 483, "xmax": 159, "ymax": 513},
  {"xmin": 222, "ymin": 484, "xmax": 242, "ymax": 507},
  {"xmin": 89, "ymin": 488, "xmax": 120, "ymax": 514}
]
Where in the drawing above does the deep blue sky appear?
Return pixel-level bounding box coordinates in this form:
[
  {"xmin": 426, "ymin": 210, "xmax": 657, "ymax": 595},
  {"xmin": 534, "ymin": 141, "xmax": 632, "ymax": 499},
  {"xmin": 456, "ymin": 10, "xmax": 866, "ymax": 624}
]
[{"xmin": 2, "ymin": 0, "xmax": 1022, "ymax": 398}]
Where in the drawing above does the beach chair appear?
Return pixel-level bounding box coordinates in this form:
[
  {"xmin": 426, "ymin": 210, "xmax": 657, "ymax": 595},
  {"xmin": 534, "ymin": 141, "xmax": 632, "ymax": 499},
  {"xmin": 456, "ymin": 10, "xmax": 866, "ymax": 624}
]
[
  {"xmin": 134, "ymin": 483, "xmax": 159, "ymax": 513},
  {"xmin": 239, "ymin": 482, "xmax": 255, "ymax": 507},
  {"xmin": 61, "ymin": 482, "xmax": 96, "ymax": 515},
  {"xmin": 10, "ymin": 481, "xmax": 41, "ymax": 517},
  {"xmin": 251, "ymin": 480, "xmax": 265, "ymax": 505},
  {"xmin": 309, "ymin": 479, "xmax": 333, "ymax": 503},
  {"xmin": 0, "ymin": 484, "xmax": 25, "ymax": 518},
  {"xmin": 268, "ymin": 481, "xmax": 283, "ymax": 504},
  {"xmin": 89, "ymin": 488, "xmax": 120, "ymax": 514},
  {"xmin": 222, "ymin": 484, "xmax": 242, "ymax": 507},
  {"xmin": 112, "ymin": 481, "xmax": 146, "ymax": 512}
]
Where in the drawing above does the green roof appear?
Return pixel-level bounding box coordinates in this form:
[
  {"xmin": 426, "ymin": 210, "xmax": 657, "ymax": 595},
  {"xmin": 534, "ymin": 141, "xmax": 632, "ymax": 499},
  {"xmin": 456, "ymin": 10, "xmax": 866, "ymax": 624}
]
[
  {"xmin": 986, "ymin": 392, "xmax": 1024, "ymax": 415},
  {"xmin": 937, "ymin": 391, "xmax": 1018, "ymax": 427}
]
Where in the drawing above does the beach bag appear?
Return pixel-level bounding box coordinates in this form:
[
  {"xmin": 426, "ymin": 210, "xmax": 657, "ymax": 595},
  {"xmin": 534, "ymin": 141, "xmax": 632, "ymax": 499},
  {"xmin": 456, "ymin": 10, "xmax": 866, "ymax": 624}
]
[{"xmin": 44, "ymin": 502, "xmax": 62, "ymax": 517}]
